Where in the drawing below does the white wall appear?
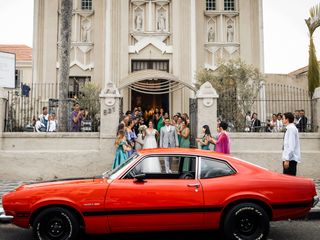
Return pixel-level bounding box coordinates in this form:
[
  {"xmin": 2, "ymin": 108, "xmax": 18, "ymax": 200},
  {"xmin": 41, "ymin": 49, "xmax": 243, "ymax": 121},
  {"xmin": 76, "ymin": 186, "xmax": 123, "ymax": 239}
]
[{"xmin": 0, "ymin": 132, "xmax": 319, "ymax": 180}]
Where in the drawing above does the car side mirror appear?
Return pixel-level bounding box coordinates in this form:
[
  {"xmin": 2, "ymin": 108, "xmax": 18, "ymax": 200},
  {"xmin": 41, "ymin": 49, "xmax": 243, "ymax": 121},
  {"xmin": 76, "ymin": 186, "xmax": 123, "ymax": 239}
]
[{"xmin": 133, "ymin": 173, "xmax": 146, "ymax": 183}]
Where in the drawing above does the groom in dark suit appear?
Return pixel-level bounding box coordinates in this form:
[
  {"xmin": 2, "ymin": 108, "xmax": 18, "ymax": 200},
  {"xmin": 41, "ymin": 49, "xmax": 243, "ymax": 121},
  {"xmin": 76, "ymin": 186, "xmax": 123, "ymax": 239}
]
[{"xmin": 160, "ymin": 118, "xmax": 179, "ymax": 173}]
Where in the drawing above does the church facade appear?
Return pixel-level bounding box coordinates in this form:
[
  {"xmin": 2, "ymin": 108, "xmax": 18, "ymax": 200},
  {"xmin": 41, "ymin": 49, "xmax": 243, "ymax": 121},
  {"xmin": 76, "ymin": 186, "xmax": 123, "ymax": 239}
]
[{"xmin": 33, "ymin": 0, "xmax": 263, "ymax": 114}]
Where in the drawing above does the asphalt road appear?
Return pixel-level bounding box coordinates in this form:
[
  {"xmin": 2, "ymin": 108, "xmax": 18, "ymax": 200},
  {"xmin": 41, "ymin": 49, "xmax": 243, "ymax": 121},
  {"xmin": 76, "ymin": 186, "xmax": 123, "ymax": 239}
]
[{"xmin": 0, "ymin": 220, "xmax": 319, "ymax": 240}]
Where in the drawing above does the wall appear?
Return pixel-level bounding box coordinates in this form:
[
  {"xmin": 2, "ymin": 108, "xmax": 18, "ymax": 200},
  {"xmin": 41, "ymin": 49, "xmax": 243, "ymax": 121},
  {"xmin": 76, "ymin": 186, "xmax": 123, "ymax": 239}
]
[
  {"xmin": 265, "ymin": 74, "xmax": 308, "ymax": 90},
  {"xmin": 230, "ymin": 133, "xmax": 320, "ymax": 178},
  {"xmin": 0, "ymin": 133, "xmax": 115, "ymax": 181},
  {"xmin": 0, "ymin": 132, "xmax": 319, "ymax": 181}
]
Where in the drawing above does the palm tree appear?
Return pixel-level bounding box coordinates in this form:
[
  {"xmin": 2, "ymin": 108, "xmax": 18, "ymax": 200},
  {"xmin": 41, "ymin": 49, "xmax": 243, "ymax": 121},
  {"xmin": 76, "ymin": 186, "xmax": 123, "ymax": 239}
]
[
  {"xmin": 305, "ymin": 4, "xmax": 320, "ymax": 97},
  {"xmin": 58, "ymin": 0, "xmax": 73, "ymax": 131}
]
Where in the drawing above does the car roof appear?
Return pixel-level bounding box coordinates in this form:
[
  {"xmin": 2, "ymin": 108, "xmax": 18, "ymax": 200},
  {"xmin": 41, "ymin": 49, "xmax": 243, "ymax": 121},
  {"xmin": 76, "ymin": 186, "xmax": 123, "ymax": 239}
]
[
  {"xmin": 137, "ymin": 148, "xmax": 234, "ymax": 162},
  {"xmin": 136, "ymin": 148, "xmax": 267, "ymax": 173}
]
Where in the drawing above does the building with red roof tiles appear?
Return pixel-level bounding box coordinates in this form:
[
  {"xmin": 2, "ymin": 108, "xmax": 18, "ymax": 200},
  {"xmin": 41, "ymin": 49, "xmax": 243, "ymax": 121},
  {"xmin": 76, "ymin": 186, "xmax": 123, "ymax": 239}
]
[{"xmin": 0, "ymin": 44, "xmax": 32, "ymax": 86}]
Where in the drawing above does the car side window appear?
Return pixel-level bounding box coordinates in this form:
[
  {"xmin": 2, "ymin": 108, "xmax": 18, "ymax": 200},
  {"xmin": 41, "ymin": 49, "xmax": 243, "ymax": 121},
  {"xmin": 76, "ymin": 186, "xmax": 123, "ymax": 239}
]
[
  {"xmin": 124, "ymin": 155, "xmax": 196, "ymax": 180},
  {"xmin": 200, "ymin": 157, "xmax": 235, "ymax": 179}
]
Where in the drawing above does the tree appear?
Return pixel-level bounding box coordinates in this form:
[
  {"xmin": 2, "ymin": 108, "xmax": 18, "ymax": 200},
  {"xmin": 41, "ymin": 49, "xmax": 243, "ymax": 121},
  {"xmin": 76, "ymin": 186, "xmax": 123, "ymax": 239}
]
[
  {"xmin": 77, "ymin": 82, "xmax": 101, "ymax": 119},
  {"xmin": 58, "ymin": 0, "xmax": 73, "ymax": 131},
  {"xmin": 305, "ymin": 4, "xmax": 320, "ymax": 97},
  {"xmin": 196, "ymin": 59, "xmax": 264, "ymax": 131}
]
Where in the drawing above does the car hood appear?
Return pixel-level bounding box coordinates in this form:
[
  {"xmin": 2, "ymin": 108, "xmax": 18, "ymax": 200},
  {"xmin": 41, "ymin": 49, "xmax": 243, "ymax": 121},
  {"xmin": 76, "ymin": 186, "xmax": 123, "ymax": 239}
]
[{"xmin": 15, "ymin": 176, "xmax": 103, "ymax": 191}]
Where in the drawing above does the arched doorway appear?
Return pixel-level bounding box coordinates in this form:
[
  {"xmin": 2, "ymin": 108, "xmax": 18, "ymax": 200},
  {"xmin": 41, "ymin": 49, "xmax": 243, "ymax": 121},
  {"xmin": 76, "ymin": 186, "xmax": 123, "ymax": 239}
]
[
  {"xmin": 119, "ymin": 69, "xmax": 197, "ymax": 113},
  {"xmin": 130, "ymin": 80, "xmax": 169, "ymax": 113}
]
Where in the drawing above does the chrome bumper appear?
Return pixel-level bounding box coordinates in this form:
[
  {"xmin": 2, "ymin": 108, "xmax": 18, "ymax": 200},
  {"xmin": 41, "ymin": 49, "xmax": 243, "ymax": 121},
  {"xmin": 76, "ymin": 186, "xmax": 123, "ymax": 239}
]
[
  {"xmin": 0, "ymin": 207, "xmax": 13, "ymax": 223},
  {"xmin": 313, "ymin": 195, "xmax": 319, "ymax": 208}
]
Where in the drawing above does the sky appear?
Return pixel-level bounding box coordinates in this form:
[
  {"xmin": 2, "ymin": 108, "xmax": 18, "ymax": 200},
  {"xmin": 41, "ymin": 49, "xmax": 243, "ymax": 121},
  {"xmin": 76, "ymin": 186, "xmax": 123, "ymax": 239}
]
[{"xmin": 0, "ymin": 0, "xmax": 320, "ymax": 74}]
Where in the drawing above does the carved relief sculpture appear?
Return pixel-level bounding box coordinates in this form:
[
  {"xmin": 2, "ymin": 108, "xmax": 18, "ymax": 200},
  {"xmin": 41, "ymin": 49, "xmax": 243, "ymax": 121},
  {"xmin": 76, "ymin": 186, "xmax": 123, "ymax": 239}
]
[
  {"xmin": 227, "ymin": 24, "xmax": 234, "ymax": 42},
  {"xmin": 135, "ymin": 13, "xmax": 143, "ymax": 31},
  {"xmin": 81, "ymin": 18, "xmax": 91, "ymax": 42},
  {"xmin": 133, "ymin": 7, "xmax": 144, "ymax": 31},
  {"xmin": 208, "ymin": 27, "xmax": 215, "ymax": 42},
  {"xmin": 157, "ymin": 12, "xmax": 166, "ymax": 31}
]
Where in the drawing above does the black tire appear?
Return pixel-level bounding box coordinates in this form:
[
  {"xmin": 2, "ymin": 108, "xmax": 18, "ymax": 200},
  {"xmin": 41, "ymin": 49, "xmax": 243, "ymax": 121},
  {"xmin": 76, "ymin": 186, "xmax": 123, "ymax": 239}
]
[
  {"xmin": 222, "ymin": 203, "xmax": 270, "ymax": 240},
  {"xmin": 33, "ymin": 207, "xmax": 80, "ymax": 240}
]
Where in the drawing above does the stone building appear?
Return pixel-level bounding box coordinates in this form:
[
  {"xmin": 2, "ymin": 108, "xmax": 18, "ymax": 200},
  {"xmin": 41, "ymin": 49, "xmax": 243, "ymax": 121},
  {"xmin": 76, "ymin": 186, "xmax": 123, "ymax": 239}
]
[{"xmin": 33, "ymin": 0, "xmax": 263, "ymax": 114}]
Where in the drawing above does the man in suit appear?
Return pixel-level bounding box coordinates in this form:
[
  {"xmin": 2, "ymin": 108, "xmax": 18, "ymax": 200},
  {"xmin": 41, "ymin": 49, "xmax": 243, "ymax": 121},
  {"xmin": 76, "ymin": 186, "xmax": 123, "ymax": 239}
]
[
  {"xmin": 251, "ymin": 112, "xmax": 261, "ymax": 132},
  {"xmin": 296, "ymin": 109, "xmax": 308, "ymax": 132},
  {"xmin": 160, "ymin": 117, "xmax": 179, "ymax": 173}
]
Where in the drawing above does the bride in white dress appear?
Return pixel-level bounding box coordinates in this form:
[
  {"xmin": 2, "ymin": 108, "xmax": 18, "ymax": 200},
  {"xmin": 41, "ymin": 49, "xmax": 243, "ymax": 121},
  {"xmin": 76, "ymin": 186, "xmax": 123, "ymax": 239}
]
[{"xmin": 142, "ymin": 120, "xmax": 161, "ymax": 173}]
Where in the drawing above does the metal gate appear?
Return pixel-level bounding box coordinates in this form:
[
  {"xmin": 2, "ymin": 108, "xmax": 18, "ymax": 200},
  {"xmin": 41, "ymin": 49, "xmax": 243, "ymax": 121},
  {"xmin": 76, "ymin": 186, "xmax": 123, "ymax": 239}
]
[
  {"xmin": 217, "ymin": 83, "xmax": 315, "ymax": 132},
  {"xmin": 189, "ymin": 98, "xmax": 198, "ymax": 148},
  {"xmin": 119, "ymin": 97, "xmax": 123, "ymax": 122}
]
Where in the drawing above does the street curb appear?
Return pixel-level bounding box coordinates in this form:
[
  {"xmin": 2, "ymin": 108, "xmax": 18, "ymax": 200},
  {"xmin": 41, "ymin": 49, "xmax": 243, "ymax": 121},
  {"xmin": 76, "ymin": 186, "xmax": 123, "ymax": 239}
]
[
  {"xmin": 295, "ymin": 208, "xmax": 320, "ymax": 220},
  {"xmin": 306, "ymin": 209, "xmax": 320, "ymax": 220}
]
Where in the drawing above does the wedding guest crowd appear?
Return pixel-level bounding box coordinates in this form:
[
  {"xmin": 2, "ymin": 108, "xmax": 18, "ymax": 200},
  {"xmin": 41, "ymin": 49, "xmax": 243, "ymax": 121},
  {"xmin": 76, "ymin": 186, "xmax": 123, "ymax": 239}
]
[
  {"xmin": 112, "ymin": 106, "xmax": 231, "ymax": 169},
  {"xmin": 246, "ymin": 109, "xmax": 309, "ymax": 133},
  {"xmin": 112, "ymin": 105, "xmax": 311, "ymax": 168}
]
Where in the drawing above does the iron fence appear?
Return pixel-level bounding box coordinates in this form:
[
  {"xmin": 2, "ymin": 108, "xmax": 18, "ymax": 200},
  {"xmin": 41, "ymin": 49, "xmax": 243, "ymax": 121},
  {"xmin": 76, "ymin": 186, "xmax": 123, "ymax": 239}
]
[
  {"xmin": 217, "ymin": 83, "xmax": 316, "ymax": 132},
  {"xmin": 4, "ymin": 83, "xmax": 100, "ymax": 132}
]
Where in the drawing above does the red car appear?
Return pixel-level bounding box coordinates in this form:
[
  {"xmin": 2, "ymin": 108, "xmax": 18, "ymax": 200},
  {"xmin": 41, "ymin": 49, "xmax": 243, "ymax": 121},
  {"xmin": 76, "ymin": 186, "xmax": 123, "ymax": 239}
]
[{"xmin": 1, "ymin": 148, "xmax": 319, "ymax": 240}]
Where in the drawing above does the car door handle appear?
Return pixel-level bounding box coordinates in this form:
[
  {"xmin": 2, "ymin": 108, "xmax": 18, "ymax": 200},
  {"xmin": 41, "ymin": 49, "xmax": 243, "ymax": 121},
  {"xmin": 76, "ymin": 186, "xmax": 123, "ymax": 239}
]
[{"xmin": 187, "ymin": 183, "xmax": 200, "ymax": 188}]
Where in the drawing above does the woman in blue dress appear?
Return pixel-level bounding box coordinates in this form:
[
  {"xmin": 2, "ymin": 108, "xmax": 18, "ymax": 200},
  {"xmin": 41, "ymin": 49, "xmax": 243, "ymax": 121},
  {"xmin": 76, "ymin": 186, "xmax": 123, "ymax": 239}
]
[
  {"xmin": 196, "ymin": 125, "xmax": 211, "ymax": 150},
  {"xmin": 126, "ymin": 119, "xmax": 138, "ymax": 157},
  {"xmin": 112, "ymin": 130, "xmax": 131, "ymax": 169}
]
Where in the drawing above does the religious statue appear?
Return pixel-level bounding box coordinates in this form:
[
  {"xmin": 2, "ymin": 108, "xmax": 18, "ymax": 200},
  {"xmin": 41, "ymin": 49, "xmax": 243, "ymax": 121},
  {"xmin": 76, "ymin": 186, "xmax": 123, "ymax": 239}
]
[
  {"xmin": 81, "ymin": 19, "xmax": 91, "ymax": 42},
  {"xmin": 135, "ymin": 13, "xmax": 143, "ymax": 31},
  {"xmin": 157, "ymin": 13, "xmax": 166, "ymax": 31},
  {"xmin": 208, "ymin": 27, "xmax": 215, "ymax": 42},
  {"xmin": 227, "ymin": 25, "xmax": 234, "ymax": 42}
]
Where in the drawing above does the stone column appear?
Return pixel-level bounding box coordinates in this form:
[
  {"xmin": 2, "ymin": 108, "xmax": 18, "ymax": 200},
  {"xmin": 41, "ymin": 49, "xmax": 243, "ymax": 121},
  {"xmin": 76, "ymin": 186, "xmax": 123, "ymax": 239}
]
[
  {"xmin": 312, "ymin": 87, "xmax": 320, "ymax": 132},
  {"xmin": 99, "ymin": 82, "xmax": 121, "ymax": 138},
  {"xmin": 104, "ymin": 0, "xmax": 112, "ymax": 86},
  {"xmin": 0, "ymin": 88, "xmax": 8, "ymax": 149},
  {"xmin": 196, "ymin": 82, "xmax": 219, "ymax": 139}
]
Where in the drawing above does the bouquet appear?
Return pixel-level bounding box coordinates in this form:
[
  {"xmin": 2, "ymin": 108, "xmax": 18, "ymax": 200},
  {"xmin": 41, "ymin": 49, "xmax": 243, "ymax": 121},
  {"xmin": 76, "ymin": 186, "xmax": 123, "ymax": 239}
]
[{"xmin": 138, "ymin": 124, "xmax": 147, "ymax": 132}]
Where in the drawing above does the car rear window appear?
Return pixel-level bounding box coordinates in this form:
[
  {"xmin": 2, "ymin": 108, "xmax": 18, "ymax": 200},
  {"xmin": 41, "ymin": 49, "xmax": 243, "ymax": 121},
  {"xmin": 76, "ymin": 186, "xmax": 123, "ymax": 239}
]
[{"xmin": 200, "ymin": 157, "xmax": 235, "ymax": 179}]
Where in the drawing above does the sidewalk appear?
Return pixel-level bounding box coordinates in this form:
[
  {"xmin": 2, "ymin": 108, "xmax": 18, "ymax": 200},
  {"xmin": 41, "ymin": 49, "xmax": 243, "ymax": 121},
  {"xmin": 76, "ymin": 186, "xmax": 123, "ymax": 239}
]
[{"xmin": 1, "ymin": 179, "xmax": 320, "ymax": 217}]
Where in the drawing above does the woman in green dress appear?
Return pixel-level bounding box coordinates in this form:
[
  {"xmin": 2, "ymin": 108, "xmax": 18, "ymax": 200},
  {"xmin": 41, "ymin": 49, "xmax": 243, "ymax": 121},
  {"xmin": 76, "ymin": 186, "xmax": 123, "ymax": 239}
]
[
  {"xmin": 196, "ymin": 125, "xmax": 211, "ymax": 150},
  {"xmin": 112, "ymin": 130, "xmax": 131, "ymax": 169},
  {"xmin": 179, "ymin": 120, "xmax": 191, "ymax": 171},
  {"xmin": 179, "ymin": 120, "xmax": 190, "ymax": 148}
]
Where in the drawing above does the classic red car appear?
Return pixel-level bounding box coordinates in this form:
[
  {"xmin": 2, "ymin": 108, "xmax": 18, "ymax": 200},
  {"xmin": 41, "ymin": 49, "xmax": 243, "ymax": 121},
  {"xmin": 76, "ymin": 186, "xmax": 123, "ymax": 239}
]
[{"xmin": 1, "ymin": 148, "xmax": 319, "ymax": 240}]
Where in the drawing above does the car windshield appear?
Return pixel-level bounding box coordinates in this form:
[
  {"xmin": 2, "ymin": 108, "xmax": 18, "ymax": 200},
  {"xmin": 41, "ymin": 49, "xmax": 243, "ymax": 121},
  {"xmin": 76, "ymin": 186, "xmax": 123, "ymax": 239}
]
[{"xmin": 102, "ymin": 153, "xmax": 139, "ymax": 179}]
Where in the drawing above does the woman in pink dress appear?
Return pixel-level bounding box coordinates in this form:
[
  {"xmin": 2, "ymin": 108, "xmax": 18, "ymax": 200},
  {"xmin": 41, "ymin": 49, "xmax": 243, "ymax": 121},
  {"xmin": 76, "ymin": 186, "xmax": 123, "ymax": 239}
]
[{"xmin": 208, "ymin": 121, "xmax": 230, "ymax": 154}]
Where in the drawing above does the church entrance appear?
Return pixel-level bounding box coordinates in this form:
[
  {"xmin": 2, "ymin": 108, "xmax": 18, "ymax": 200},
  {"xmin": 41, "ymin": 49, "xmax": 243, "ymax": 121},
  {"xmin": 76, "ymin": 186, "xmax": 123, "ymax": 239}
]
[
  {"xmin": 119, "ymin": 62, "xmax": 198, "ymax": 118},
  {"xmin": 130, "ymin": 60, "xmax": 170, "ymax": 113},
  {"xmin": 131, "ymin": 80, "xmax": 169, "ymax": 113}
]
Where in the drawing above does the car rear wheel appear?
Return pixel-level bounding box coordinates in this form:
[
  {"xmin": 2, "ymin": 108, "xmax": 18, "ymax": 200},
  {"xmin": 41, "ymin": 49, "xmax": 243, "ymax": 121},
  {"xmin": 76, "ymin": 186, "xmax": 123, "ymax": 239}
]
[
  {"xmin": 222, "ymin": 203, "xmax": 269, "ymax": 240},
  {"xmin": 33, "ymin": 207, "xmax": 80, "ymax": 240}
]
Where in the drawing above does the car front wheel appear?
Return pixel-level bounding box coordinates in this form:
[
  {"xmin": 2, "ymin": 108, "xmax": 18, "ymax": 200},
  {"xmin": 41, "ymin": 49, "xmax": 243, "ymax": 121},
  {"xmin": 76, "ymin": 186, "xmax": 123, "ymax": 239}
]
[
  {"xmin": 33, "ymin": 207, "xmax": 80, "ymax": 240},
  {"xmin": 222, "ymin": 203, "xmax": 270, "ymax": 240}
]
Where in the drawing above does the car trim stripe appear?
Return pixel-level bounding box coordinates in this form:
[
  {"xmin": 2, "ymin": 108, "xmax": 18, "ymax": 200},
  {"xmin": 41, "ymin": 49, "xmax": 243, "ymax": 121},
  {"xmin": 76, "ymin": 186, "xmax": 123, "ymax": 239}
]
[
  {"xmin": 271, "ymin": 201, "xmax": 312, "ymax": 209},
  {"xmin": 82, "ymin": 206, "xmax": 223, "ymax": 217}
]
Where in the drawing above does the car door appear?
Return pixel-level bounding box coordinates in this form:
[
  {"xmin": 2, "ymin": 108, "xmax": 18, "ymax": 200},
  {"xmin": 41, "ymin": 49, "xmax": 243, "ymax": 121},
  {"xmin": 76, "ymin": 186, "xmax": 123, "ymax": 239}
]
[
  {"xmin": 105, "ymin": 155, "xmax": 204, "ymax": 232},
  {"xmin": 198, "ymin": 157, "xmax": 237, "ymax": 229}
]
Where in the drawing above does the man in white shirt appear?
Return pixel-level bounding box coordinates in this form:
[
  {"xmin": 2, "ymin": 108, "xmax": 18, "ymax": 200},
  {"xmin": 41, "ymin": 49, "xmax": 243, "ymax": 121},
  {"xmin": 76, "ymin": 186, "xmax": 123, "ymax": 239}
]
[
  {"xmin": 282, "ymin": 112, "xmax": 301, "ymax": 176},
  {"xmin": 39, "ymin": 106, "xmax": 49, "ymax": 131}
]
